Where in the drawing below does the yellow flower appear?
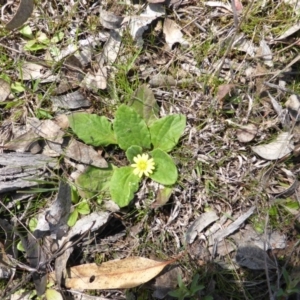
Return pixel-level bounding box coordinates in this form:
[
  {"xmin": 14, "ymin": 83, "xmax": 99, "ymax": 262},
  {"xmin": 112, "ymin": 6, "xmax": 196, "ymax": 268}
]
[{"xmin": 131, "ymin": 153, "xmax": 155, "ymax": 178}]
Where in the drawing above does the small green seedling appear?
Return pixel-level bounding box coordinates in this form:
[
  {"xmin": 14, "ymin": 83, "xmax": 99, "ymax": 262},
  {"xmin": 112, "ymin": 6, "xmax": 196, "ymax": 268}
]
[
  {"xmin": 67, "ymin": 186, "xmax": 90, "ymax": 226},
  {"xmin": 168, "ymin": 274, "xmax": 212, "ymax": 300},
  {"xmin": 273, "ymin": 268, "xmax": 300, "ymax": 298},
  {"xmin": 69, "ymin": 85, "xmax": 186, "ymax": 207}
]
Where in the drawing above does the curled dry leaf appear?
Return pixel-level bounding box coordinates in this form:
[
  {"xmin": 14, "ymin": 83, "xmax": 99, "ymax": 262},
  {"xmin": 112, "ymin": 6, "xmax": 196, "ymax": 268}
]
[
  {"xmin": 151, "ymin": 186, "xmax": 173, "ymax": 209},
  {"xmin": 216, "ymin": 83, "xmax": 235, "ymax": 103},
  {"xmin": 5, "ymin": 0, "xmax": 34, "ymax": 30},
  {"xmin": 99, "ymin": 8, "xmax": 124, "ymax": 29},
  {"xmin": 54, "ymin": 114, "xmax": 70, "ymax": 129},
  {"xmin": 163, "ymin": 18, "xmax": 189, "ymax": 49},
  {"xmin": 149, "ymin": 74, "xmax": 176, "ymax": 87},
  {"xmin": 205, "ymin": 1, "xmax": 232, "ymax": 12},
  {"xmin": 233, "ymin": 34, "xmax": 256, "ymax": 57},
  {"xmin": 236, "ymin": 124, "xmax": 257, "ymax": 143},
  {"xmin": 0, "ymin": 79, "xmax": 11, "ymax": 102},
  {"xmin": 258, "ymin": 40, "xmax": 273, "ymax": 67},
  {"xmin": 20, "ymin": 62, "xmax": 57, "ymax": 82},
  {"xmin": 251, "ymin": 132, "xmax": 294, "ymax": 160},
  {"xmin": 127, "ymin": 3, "xmax": 165, "ymax": 47},
  {"xmin": 82, "ymin": 69, "xmax": 108, "ymax": 91},
  {"xmin": 285, "ymin": 94, "xmax": 300, "ymax": 121},
  {"xmin": 63, "ymin": 257, "xmax": 175, "ymax": 289}
]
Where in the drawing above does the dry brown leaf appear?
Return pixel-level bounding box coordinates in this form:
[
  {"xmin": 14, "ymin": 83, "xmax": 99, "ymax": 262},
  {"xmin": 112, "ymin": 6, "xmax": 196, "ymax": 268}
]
[
  {"xmin": 19, "ymin": 62, "xmax": 57, "ymax": 82},
  {"xmin": 64, "ymin": 257, "xmax": 175, "ymax": 289},
  {"xmin": 0, "ymin": 79, "xmax": 11, "ymax": 102},
  {"xmin": 236, "ymin": 124, "xmax": 257, "ymax": 143},
  {"xmin": 149, "ymin": 74, "xmax": 176, "ymax": 87},
  {"xmin": 6, "ymin": 0, "xmax": 34, "ymax": 30},
  {"xmin": 151, "ymin": 186, "xmax": 173, "ymax": 209},
  {"xmin": 163, "ymin": 18, "xmax": 189, "ymax": 49},
  {"xmin": 64, "ymin": 139, "xmax": 108, "ymax": 168},
  {"xmin": 216, "ymin": 84, "xmax": 235, "ymax": 103},
  {"xmin": 99, "ymin": 8, "xmax": 124, "ymax": 29},
  {"xmin": 4, "ymin": 129, "xmax": 41, "ymax": 153},
  {"xmin": 251, "ymin": 132, "xmax": 294, "ymax": 160},
  {"xmin": 28, "ymin": 119, "xmax": 64, "ymax": 144},
  {"xmin": 54, "ymin": 114, "xmax": 70, "ymax": 129}
]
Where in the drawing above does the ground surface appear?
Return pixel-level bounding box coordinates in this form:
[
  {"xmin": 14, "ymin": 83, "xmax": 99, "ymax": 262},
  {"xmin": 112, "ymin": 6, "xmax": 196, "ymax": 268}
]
[{"xmin": 1, "ymin": 0, "xmax": 300, "ymax": 299}]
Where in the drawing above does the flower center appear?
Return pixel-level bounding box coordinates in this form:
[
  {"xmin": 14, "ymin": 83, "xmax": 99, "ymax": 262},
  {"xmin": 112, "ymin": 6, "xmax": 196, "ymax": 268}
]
[{"xmin": 138, "ymin": 161, "xmax": 147, "ymax": 170}]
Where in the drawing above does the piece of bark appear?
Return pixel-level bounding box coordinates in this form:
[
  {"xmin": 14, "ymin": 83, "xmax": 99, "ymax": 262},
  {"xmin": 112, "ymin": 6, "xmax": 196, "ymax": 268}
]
[
  {"xmin": 51, "ymin": 91, "xmax": 91, "ymax": 109},
  {"xmin": 0, "ymin": 153, "xmax": 56, "ymax": 193}
]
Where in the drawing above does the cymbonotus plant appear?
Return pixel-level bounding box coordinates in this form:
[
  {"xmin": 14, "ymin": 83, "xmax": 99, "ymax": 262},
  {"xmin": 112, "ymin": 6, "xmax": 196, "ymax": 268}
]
[{"xmin": 68, "ymin": 85, "xmax": 186, "ymax": 207}]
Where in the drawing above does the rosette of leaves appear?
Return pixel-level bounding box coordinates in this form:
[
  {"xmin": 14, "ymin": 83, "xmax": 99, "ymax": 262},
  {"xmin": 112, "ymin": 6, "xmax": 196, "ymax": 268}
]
[{"xmin": 69, "ymin": 85, "xmax": 186, "ymax": 207}]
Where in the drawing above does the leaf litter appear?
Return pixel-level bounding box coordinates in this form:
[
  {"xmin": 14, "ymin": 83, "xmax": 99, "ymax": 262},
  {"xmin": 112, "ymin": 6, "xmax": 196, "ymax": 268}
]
[{"xmin": 1, "ymin": 0, "xmax": 300, "ymax": 299}]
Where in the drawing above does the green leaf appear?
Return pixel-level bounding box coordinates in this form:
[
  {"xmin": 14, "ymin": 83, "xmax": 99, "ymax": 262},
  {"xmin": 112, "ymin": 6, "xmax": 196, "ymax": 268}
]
[
  {"xmin": 17, "ymin": 241, "xmax": 25, "ymax": 252},
  {"xmin": 149, "ymin": 149, "xmax": 178, "ymax": 185},
  {"xmin": 126, "ymin": 145, "xmax": 143, "ymax": 163},
  {"xmin": 75, "ymin": 164, "xmax": 115, "ymax": 198},
  {"xmin": 114, "ymin": 104, "xmax": 151, "ymax": 150},
  {"xmin": 11, "ymin": 82, "xmax": 25, "ymax": 93},
  {"xmin": 29, "ymin": 218, "xmax": 38, "ymax": 232},
  {"xmin": 45, "ymin": 289, "xmax": 63, "ymax": 300},
  {"xmin": 19, "ymin": 25, "xmax": 33, "ymax": 38},
  {"xmin": 149, "ymin": 114, "xmax": 186, "ymax": 152},
  {"xmin": 110, "ymin": 166, "xmax": 140, "ymax": 207},
  {"xmin": 67, "ymin": 210, "xmax": 79, "ymax": 227},
  {"xmin": 24, "ymin": 40, "xmax": 48, "ymax": 51},
  {"xmin": 36, "ymin": 108, "xmax": 52, "ymax": 119},
  {"xmin": 71, "ymin": 185, "xmax": 79, "ymax": 204},
  {"xmin": 68, "ymin": 113, "xmax": 116, "ymax": 146},
  {"xmin": 128, "ymin": 84, "xmax": 159, "ymax": 126},
  {"xmin": 77, "ymin": 200, "xmax": 90, "ymax": 215},
  {"xmin": 51, "ymin": 32, "xmax": 64, "ymax": 43},
  {"xmin": 269, "ymin": 205, "xmax": 278, "ymax": 216}
]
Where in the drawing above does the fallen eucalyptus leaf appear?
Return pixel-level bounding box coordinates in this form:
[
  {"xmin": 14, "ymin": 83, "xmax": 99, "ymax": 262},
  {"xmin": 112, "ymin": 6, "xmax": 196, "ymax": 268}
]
[
  {"xmin": 186, "ymin": 211, "xmax": 219, "ymax": 244},
  {"xmin": 64, "ymin": 256, "xmax": 175, "ymax": 289},
  {"xmin": 209, "ymin": 206, "xmax": 256, "ymax": 245},
  {"xmin": 251, "ymin": 132, "xmax": 294, "ymax": 160}
]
